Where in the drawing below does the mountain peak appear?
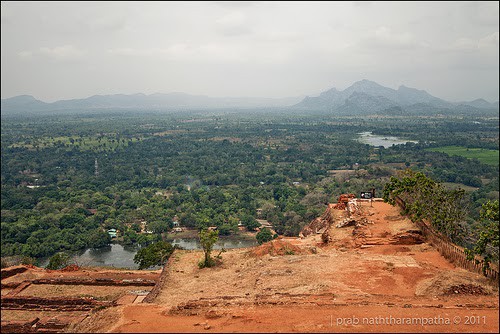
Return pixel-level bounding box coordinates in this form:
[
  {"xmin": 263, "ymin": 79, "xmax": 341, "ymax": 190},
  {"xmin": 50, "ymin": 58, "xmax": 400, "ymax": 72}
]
[
  {"xmin": 4, "ymin": 95, "xmax": 38, "ymax": 102},
  {"xmin": 351, "ymin": 79, "xmax": 384, "ymax": 88},
  {"xmin": 398, "ymin": 84, "xmax": 426, "ymax": 92},
  {"xmin": 293, "ymin": 79, "xmax": 456, "ymax": 111},
  {"xmin": 460, "ymin": 98, "xmax": 496, "ymax": 109},
  {"xmin": 319, "ymin": 87, "xmax": 338, "ymax": 96}
]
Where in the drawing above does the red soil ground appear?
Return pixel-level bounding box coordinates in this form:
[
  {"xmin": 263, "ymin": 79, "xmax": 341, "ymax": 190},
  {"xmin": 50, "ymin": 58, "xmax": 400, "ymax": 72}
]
[
  {"xmin": 3, "ymin": 201, "xmax": 498, "ymax": 333},
  {"xmin": 71, "ymin": 201, "xmax": 498, "ymax": 333}
]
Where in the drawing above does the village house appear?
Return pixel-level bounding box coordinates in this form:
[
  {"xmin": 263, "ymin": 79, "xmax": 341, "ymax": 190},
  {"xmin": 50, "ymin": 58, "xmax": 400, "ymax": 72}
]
[{"xmin": 107, "ymin": 229, "xmax": 117, "ymax": 238}]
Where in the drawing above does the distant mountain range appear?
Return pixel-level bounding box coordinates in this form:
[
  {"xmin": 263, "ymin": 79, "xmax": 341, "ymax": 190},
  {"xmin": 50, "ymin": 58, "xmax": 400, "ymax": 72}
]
[
  {"xmin": 293, "ymin": 79, "xmax": 499, "ymax": 115},
  {"xmin": 2, "ymin": 80, "xmax": 498, "ymax": 115},
  {"xmin": 0, "ymin": 93, "xmax": 303, "ymax": 114}
]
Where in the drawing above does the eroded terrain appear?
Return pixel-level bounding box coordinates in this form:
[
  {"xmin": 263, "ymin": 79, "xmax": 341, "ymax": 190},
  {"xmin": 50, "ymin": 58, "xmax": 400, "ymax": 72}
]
[{"xmin": 2, "ymin": 201, "xmax": 498, "ymax": 333}]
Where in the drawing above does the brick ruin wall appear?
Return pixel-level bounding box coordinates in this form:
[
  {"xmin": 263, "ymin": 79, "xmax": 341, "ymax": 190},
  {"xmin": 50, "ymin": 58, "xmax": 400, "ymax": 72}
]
[
  {"xmin": 0, "ymin": 318, "xmax": 39, "ymax": 333},
  {"xmin": 29, "ymin": 278, "xmax": 156, "ymax": 286},
  {"xmin": 143, "ymin": 249, "xmax": 178, "ymax": 303},
  {"xmin": 1, "ymin": 266, "xmax": 28, "ymax": 280},
  {"xmin": 1, "ymin": 273, "xmax": 156, "ymax": 332},
  {"xmin": 1, "ymin": 296, "xmax": 115, "ymax": 311}
]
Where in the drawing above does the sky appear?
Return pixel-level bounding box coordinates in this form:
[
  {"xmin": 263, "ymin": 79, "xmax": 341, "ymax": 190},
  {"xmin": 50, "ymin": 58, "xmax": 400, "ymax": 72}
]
[{"xmin": 1, "ymin": 1, "xmax": 499, "ymax": 103}]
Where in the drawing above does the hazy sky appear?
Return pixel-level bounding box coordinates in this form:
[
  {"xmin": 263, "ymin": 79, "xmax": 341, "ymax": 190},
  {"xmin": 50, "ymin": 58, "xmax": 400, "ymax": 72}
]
[{"xmin": 1, "ymin": 1, "xmax": 499, "ymax": 102}]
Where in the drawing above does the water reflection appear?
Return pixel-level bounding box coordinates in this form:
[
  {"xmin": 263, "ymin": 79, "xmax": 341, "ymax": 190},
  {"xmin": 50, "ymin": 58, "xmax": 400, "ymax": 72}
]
[
  {"xmin": 357, "ymin": 131, "xmax": 418, "ymax": 148},
  {"xmin": 38, "ymin": 237, "xmax": 258, "ymax": 269},
  {"xmin": 168, "ymin": 237, "xmax": 258, "ymax": 250},
  {"xmin": 39, "ymin": 244, "xmax": 139, "ymax": 269}
]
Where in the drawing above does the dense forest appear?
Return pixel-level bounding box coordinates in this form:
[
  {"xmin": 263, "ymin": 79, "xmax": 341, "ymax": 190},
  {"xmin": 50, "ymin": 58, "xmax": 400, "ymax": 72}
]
[{"xmin": 1, "ymin": 108, "xmax": 498, "ymax": 262}]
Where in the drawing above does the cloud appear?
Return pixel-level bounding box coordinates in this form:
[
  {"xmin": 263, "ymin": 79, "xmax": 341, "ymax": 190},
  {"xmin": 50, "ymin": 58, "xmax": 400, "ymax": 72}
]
[
  {"xmin": 108, "ymin": 43, "xmax": 249, "ymax": 63},
  {"xmin": 353, "ymin": 1, "xmax": 372, "ymax": 7},
  {"xmin": 460, "ymin": 2, "xmax": 499, "ymax": 27},
  {"xmin": 367, "ymin": 26, "xmax": 420, "ymax": 49},
  {"xmin": 86, "ymin": 15, "xmax": 126, "ymax": 33},
  {"xmin": 215, "ymin": 11, "xmax": 252, "ymax": 36},
  {"xmin": 1, "ymin": 2, "xmax": 12, "ymax": 24},
  {"xmin": 19, "ymin": 45, "xmax": 86, "ymax": 61},
  {"xmin": 107, "ymin": 48, "xmax": 152, "ymax": 57},
  {"xmin": 213, "ymin": 1, "xmax": 256, "ymax": 9},
  {"xmin": 39, "ymin": 45, "xmax": 85, "ymax": 60},
  {"xmin": 106, "ymin": 39, "xmax": 293, "ymax": 66},
  {"xmin": 450, "ymin": 37, "xmax": 478, "ymax": 51},
  {"xmin": 430, "ymin": 31, "xmax": 499, "ymax": 72},
  {"xmin": 18, "ymin": 50, "xmax": 34, "ymax": 59},
  {"xmin": 478, "ymin": 31, "xmax": 499, "ymax": 49},
  {"xmin": 443, "ymin": 32, "xmax": 499, "ymax": 52},
  {"xmin": 2, "ymin": 2, "xmax": 498, "ymax": 102}
]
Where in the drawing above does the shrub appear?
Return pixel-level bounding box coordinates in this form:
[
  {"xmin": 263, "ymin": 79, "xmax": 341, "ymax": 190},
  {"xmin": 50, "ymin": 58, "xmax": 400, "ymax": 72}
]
[
  {"xmin": 46, "ymin": 252, "xmax": 71, "ymax": 270},
  {"xmin": 133, "ymin": 241, "xmax": 174, "ymax": 270},
  {"xmin": 256, "ymin": 228, "xmax": 276, "ymax": 244}
]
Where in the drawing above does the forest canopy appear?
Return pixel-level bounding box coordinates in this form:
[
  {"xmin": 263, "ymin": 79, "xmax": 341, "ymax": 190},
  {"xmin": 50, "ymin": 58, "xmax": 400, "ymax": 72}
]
[{"xmin": 1, "ymin": 109, "xmax": 498, "ymax": 263}]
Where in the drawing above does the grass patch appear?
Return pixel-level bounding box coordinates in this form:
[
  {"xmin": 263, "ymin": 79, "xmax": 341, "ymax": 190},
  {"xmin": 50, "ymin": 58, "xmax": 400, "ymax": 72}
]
[
  {"xmin": 426, "ymin": 146, "xmax": 499, "ymax": 166},
  {"xmin": 442, "ymin": 182, "xmax": 480, "ymax": 192}
]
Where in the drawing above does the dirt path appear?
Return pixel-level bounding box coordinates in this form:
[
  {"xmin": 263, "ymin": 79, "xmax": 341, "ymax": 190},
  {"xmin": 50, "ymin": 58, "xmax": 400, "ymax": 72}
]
[{"xmin": 108, "ymin": 303, "xmax": 499, "ymax": 333}]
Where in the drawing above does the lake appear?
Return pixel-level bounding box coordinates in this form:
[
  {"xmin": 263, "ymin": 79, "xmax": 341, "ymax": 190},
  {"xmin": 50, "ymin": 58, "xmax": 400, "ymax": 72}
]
[
  {"xmin": 167, "ymin": 236, "xmax": 258, "ymax": 250},
  {"xmin": 357, "ymin": 131, "xmax": 418, "ymax": 148},
  {"xmin": 38, "ymin": 236, "xmax": 258, "ymax": 270},
  {"xmin": 38, "ymin": 244, "xmax": 140, "ymax": 269}
]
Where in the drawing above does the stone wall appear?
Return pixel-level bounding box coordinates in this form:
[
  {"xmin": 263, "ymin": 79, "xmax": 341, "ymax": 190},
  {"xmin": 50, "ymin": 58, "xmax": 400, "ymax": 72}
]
[
  {"xmin": 143, "ymin": 249, "xmax": 177, "ymax": 303},
  {"xmin": 30, "ymin": 278, "xmax": 156, "ymax": 286},
  {"xmin": 0, "ymin": 318, "xmax": 38, "ymax": 333},
  {"xmin": 1, "ymin": 266, "xmax": 28, "ymax": 280},
  {"xmin": 1, "ymin": 296, "xmax": 115, "ymax": 311}
]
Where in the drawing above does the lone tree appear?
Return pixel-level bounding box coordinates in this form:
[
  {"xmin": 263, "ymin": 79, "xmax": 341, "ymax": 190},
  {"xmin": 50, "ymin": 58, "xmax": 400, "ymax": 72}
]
[
  {"xmin": 199, "ymin": 229, "xmax": 219, "ymax": 268},
  {"xmin": 256, "ymin": 228, "xmax": 276, "ymax": 244},
  {"xmin": 134, "ymin": 241, "xmax": 174, "ymax": 270}
]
